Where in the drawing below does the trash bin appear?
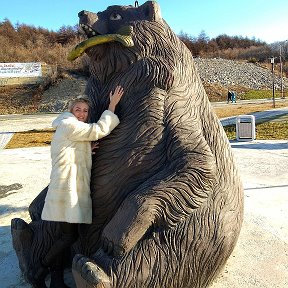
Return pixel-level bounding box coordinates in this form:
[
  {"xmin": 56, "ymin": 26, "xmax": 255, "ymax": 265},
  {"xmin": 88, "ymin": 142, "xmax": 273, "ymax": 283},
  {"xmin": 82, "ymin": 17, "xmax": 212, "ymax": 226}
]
[{"xmin": 236, "ymin": 115, "xmax": 255, "ymax": 141}]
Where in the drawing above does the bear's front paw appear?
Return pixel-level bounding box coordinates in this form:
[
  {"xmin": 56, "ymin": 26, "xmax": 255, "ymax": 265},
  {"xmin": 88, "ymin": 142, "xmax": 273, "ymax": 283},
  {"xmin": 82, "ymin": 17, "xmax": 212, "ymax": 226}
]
[
  {"xmin": 93, "ymin": 246, "xmax": 122, "ymax": 275},
  {"xmin": 101, "ymin": 236, "xmax": 125, "ymax": 258},
  {"xmin": 72, "ymin": 254, "xmax": 111, "ymax": 288}
]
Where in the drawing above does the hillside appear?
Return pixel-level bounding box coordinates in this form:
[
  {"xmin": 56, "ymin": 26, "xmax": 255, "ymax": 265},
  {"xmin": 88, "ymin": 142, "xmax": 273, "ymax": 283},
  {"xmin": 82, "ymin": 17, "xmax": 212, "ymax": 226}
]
[
  {"xmin": 195, "ymin": 58, "xmax": 288, "ymax": 101},
  {"xmin": 0, "ymin": 58, "xmax": 287, "ymax": 115}
]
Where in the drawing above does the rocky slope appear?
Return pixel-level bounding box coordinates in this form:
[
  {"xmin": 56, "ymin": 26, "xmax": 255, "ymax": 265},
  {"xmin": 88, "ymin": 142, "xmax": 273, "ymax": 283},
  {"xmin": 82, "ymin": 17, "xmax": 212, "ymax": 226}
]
[{"xmin": 195, "ymin": 58, "xmax": 285, "ymax": 90}]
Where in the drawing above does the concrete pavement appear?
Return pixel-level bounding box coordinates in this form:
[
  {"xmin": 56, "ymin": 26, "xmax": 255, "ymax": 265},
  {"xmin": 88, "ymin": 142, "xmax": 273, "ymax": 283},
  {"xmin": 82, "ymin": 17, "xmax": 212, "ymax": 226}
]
[
  {"xmin": 211, "ymin": 140, "xmax": 288, "ymax": 288},
  {"xmin": 0, "ymin": 141, "xmax": 288, "ymax": 287}
]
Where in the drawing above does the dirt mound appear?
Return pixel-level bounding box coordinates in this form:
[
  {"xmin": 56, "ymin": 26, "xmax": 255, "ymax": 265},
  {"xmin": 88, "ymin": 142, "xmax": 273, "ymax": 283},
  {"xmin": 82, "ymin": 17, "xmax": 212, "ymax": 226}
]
[
  {"xmin": 0, "ymin": 73, "xmax": 87, "ymax": 115},
  {"xmin": 38, "ymin": 74, "xmax": 87, "ymax": 113},
  {"xmin": 0, "ymin": 86, "xmax": 38, "ymax": 114}
]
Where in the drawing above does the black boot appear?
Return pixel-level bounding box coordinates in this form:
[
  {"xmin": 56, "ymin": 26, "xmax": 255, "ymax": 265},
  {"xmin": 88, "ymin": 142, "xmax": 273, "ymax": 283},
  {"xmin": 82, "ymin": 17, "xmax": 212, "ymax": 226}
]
[
  {"xmin": 26, "ymin": 260, "xmax": 49, "ymax": 288},
  {"xmin": 50, "ymin": 269, "xmax": 70, "ymax": 288},
  {"xmin": 49, "ymin": 253, "xmax": 70, "ymax": 288},
  {"xmin": 31, "ymin": 223, "xmax": 76, "ymax": 288}
]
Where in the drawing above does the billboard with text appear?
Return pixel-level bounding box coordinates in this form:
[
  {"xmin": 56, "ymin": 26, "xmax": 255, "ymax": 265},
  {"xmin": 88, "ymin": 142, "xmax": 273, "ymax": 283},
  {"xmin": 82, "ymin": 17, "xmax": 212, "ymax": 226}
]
[{"xmin": 0, "ymin": 63, "xmax": 42, "ymax": 78}]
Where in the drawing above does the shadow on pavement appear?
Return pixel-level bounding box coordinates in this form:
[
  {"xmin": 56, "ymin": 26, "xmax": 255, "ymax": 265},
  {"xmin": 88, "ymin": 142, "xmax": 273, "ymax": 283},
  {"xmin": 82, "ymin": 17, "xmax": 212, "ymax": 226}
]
[
  {"xmin": 245, "ymin": 184, "xmax": 288, "ymax": 191},
  {"xmin": 0, "ymin": 204, "xmax": 30, "ymax": 217},
  {"xmin": 230, "ymin": 141, "xmax": 288, "ymax": 150}
]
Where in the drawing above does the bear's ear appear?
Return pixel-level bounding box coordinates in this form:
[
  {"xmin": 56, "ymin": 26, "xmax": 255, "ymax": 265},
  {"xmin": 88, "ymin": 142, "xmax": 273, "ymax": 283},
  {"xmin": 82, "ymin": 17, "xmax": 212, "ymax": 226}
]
[{"xmin": 139, "ymin": 1, "xmax": 162, "ymax": 21}]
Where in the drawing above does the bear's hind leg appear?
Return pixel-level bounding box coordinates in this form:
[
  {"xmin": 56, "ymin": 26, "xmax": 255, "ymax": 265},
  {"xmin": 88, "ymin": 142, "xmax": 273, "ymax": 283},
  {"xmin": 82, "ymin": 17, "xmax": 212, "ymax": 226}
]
[{"xmin": 11, "ymin": 218, "xmax": 33, "ymax": 275}]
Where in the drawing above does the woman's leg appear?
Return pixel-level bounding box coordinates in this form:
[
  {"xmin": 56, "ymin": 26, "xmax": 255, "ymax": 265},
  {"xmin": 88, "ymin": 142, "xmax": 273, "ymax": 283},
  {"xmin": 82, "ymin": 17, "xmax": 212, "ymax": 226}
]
[
  {"xmin": 45, "ymin": 222, "xmax": 78, "ymax": 288},
  {"xmin": 27, "ymin": 222, "xmax": 77, "ymax": 288},
  {"xmin": 49, "ymin": 256, "xmax": 69, "ymax": 288},
  {"xmin": 42, "ymin": 222, "xmax": 77, "ymax": 266}
]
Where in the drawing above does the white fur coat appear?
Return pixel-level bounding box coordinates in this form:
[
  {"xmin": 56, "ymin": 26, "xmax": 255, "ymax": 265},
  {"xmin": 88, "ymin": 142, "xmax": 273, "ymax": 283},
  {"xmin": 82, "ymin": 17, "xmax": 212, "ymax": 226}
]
[{"xmin": 41, "ymin": 110, "xmax": 119, "ymax": 224}]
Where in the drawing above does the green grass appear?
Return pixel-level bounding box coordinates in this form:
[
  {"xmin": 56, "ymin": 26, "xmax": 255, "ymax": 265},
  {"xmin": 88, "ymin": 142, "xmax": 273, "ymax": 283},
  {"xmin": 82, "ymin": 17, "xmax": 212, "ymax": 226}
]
[
  {"xmin": 239, "ymin": 89, "xmax": 286, "ymax": 100},
  {"xmin": 224, "ymin": 121, "xmax": 288, "ymax": 140}
]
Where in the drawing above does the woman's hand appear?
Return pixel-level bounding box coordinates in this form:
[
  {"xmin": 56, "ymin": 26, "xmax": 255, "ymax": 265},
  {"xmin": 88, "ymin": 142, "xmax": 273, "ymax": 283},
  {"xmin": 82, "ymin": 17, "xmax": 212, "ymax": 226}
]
[
  {"xmin": 108, "ymin": 86, "xmax": 124, "ymax": 113},
  {"xmin": 91, "ymin": 142, "xmax": 99, "ymax": 155}
]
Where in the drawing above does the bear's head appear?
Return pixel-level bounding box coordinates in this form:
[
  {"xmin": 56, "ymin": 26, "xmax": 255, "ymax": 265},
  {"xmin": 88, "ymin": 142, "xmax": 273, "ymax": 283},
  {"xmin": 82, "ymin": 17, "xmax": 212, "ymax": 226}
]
[{"xmin": 68, "ymin": 1, "xmax": 185, "ymax": 86}]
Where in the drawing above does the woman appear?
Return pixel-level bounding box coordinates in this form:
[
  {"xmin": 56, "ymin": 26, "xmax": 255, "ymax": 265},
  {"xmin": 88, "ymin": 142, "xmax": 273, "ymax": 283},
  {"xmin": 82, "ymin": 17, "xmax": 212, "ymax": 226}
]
[{"xmin": 27, "ymin": 86, "xmax": 124, "ymax": 288}]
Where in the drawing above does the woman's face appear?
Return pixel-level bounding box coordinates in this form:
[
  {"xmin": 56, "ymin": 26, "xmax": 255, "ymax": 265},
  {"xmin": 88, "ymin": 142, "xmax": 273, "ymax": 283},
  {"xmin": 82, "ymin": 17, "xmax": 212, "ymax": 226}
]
[{"xmin": 71, "ymin": 102, "xmax": 89, "ymax": 122}]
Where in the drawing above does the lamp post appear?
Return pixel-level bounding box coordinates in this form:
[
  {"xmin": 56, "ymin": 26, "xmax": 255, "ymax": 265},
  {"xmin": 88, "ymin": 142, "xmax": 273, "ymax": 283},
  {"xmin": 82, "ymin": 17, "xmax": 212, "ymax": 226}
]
[
  {"xmin": 280, "ymin": 46, "xmax": 284, "ymax": 99},
  {"xmin": 280, "ymin": 40, "xmax": 288, "ymax": 99},
  {"xmin": 270, "ymin": 57, "xmax": 275, "ymax": 108}
]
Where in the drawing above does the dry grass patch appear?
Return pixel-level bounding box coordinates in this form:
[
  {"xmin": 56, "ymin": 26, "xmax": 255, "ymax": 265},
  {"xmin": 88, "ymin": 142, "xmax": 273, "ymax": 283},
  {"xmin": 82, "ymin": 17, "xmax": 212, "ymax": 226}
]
[
  {"xmin": 256, "ymin": 122, "xmax": 288, "ymax": 139},
  {"xmin": 213, "ymin": 102, "xmax": 288, "ymax": 119},
  {"xmin": 5, "ymin": 129, "xmax": 54, "ymax": 149}
]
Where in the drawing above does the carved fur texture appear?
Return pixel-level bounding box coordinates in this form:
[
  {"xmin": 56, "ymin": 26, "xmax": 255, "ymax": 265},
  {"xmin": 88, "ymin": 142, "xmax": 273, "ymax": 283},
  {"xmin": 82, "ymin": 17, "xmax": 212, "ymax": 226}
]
[{"xmin": 76, "ymin": 1, "xmax": 244, "ymax": 287}]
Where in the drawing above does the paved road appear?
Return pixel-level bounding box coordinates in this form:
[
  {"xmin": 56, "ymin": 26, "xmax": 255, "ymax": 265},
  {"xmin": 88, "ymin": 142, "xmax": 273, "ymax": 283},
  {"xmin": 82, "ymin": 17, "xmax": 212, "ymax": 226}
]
[
  {"xmin": 0, "ymin": 113, "xmax": 59, "ymax": 133},
  {"xmin": 1, "ymin": 102, "xmax": 288, "ymax": 133},
  {"xmin": 212, "ymin": 96, "xmax": 288, "ymax": 107},
  {"xmin": 0, "ymin": 113, "xmax": 59, "ymax": 148},
  {"xmin": 220, "ymin": 106, "xmax": 288, "ymax": 126}
]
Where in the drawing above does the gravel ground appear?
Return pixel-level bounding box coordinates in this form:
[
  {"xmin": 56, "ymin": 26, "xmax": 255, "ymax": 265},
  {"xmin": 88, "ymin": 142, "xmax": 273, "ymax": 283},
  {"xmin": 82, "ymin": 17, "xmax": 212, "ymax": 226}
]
[{"xmin": 194, "ymin": 58, "xmax": 288, "ymax": 90}]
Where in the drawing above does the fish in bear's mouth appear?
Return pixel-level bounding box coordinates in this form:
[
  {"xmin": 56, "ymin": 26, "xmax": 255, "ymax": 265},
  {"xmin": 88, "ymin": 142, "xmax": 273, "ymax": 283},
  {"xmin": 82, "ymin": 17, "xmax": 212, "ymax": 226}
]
[{"xmin": 67, "ymin": 24, "xmax": 134, "ymax": 61}]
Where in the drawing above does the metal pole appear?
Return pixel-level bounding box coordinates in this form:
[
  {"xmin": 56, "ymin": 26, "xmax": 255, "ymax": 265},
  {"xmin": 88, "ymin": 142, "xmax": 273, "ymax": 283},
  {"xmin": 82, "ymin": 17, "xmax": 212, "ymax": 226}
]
[
  {"xmin": 271, "ymin": 57, "xmax": 275, "ymax": 108},
  {"xmin": 281, "ymin": 40, "xmax": 288, "ymax": 99},
  {"xmin": 280, "ymin": 46, "xmax": 284, "ymax": 99}
]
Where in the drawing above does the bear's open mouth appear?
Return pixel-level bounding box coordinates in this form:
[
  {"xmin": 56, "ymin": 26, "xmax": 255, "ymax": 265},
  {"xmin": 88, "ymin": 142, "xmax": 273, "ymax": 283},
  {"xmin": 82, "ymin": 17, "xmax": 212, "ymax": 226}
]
[
  {"xmin": 79, "ymin": 23, "xmax": 99, "ymax": 38},
  {"xmin": 67, "ymin": 25, "xmax": 134, "ymax": 61}
]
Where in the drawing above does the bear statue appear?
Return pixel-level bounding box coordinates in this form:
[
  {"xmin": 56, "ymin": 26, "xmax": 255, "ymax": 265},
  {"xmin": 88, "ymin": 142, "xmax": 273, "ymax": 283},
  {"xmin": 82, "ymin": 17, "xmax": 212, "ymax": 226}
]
[{"xmin": 11, "ymin": 1, "xmax": 244, "ymax": 288}]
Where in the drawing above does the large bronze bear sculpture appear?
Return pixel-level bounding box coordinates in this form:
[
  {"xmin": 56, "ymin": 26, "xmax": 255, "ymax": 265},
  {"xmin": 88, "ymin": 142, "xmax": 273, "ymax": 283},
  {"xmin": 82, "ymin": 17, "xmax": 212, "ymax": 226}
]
[{"xmin": 11, "ymin": 1, "xmax": 244, "ymax": 288}]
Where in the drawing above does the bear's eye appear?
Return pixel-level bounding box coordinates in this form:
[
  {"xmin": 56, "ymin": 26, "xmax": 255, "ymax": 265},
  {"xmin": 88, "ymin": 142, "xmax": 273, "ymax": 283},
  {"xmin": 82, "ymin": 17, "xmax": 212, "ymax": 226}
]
[{"xmin": 110, "ymin": 12, "xmax": 122, "ymax": 21}]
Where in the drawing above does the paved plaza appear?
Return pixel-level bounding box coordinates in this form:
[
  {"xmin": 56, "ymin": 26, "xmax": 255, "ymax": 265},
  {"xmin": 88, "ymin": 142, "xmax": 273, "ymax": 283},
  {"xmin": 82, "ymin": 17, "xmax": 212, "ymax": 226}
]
[{"xmin": 0, "ymin": 107, "xmax": 287, "ymax": 287}]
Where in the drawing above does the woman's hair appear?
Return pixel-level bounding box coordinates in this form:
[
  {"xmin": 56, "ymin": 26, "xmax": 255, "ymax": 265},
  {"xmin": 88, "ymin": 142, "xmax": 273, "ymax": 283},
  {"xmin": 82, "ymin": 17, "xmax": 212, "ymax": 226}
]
[{"xmin": 68, "ymin": 95, "xmax": 92, "ymax": 113}]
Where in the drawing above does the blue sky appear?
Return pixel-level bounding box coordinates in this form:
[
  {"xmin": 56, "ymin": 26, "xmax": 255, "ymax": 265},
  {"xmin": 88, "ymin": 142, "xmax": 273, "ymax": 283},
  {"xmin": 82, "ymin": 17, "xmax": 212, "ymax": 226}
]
[{"xmin": 1, "ymin": 0, "xmax": 287, "ymax": 44}]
